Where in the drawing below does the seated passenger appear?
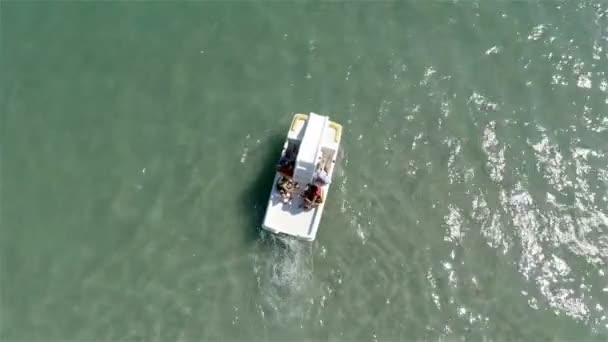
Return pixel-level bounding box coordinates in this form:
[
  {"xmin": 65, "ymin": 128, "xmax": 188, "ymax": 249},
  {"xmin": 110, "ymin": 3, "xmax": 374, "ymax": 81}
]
[
  {"xmin": 301, "ymin": 184, "xmax": 323, "ymax": 209},
  {"xmin": 278, "ymin": 154, "xmax": 290, "ymax": 167},
  {"xmin": 277, "ymin": 176, "xmax": 298, "ymax": 203},
  {"xmin": 277, "ymin": 160, "xmax": 295, "ymax": 177},
  {"xmin": 313, "ymin": 168, "xmax": 330, "ymax": 186},
  {"xmin": 278, "ymin": 145, "xmax": 297, "ymax": 166}
]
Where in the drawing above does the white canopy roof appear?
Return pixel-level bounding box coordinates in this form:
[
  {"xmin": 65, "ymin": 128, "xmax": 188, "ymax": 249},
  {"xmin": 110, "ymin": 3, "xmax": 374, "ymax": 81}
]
[{"xmin": 293, "ymin": 113, "xmax": 326, "ymax": 186}]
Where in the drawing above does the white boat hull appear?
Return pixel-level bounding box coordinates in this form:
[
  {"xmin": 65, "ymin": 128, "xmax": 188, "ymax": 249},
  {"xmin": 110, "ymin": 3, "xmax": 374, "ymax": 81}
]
[{"xmin": 262, "ymin": 113, "xmax": 342, "ymax": 241}]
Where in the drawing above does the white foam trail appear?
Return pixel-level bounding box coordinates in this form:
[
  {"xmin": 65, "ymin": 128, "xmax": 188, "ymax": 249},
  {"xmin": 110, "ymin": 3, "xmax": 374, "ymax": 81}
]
[
  {"xmin": 481, "ymin": 121, "xmax": 505, "ymax": 183},
  {"xmin": 252, "ymin": 233, "xmax": 314, "ymax": 323}
]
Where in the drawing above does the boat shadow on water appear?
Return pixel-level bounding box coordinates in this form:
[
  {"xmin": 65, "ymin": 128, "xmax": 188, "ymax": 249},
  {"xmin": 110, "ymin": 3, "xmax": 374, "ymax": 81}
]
[{"xmin": 240, "ymin": 134, "xmax": 285, "ymax": 243}]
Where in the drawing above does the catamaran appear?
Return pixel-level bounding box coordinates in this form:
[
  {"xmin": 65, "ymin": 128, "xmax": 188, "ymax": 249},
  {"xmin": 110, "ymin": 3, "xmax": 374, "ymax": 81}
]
[{"xmin": 262, "ymin": 112, "xmax": 342, "ymax": 241}]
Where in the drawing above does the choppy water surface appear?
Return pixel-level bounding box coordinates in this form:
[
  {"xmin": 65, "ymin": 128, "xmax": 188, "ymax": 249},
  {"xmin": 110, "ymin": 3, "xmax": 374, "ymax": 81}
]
[{"xmin": 2, "ymin": 1, "xmax": 608, "ymax": 341}]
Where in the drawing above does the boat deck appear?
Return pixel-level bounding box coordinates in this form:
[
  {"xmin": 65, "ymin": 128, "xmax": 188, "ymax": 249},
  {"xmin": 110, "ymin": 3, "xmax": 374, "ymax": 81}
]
[{"xmin": 262, "ymin": 174, "xmax": 327, "ymax": 241}]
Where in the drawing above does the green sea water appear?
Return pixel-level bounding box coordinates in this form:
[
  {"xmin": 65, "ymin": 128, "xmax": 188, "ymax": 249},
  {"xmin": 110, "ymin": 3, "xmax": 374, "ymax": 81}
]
[{"xmin": 2, "ymin": 1, "xmax": 608, "ymax": 341}]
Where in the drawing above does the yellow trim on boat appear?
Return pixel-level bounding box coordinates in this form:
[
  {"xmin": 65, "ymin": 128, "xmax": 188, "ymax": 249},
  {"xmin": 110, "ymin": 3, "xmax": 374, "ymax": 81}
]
[
  {"xmin": 291, "ymin": 113, "xmax": 308, "ymax": 132},
  {"xmin": 329, "ymin": 121, "xmax": 342, "ymax": 143}
]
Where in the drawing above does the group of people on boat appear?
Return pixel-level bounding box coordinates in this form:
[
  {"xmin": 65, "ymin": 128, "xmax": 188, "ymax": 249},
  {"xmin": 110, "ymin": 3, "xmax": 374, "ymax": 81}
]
[{"xmin": 275, "ymin": 146, "xmax": 329, "ymax": 210}]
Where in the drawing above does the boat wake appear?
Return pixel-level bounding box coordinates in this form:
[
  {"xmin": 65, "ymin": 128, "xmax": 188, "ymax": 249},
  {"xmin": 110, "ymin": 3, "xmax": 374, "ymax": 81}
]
[{"xmin": 252, "ymin": 231, "xmax": 315, "ymax": 323}]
